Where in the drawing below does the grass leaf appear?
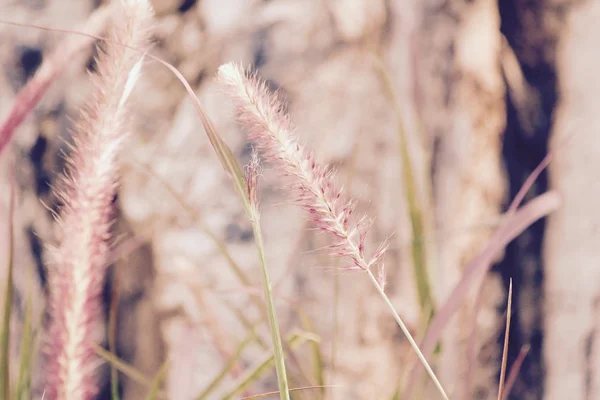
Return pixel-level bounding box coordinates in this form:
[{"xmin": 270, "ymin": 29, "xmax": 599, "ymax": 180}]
[
  {"xmin": 145, "ymin": 359, "xmax": 170, "ymax": 400},
  {"xmin": 503, "ymin": 344, "xmax": 530, "ymax": 400},
  {"xmin": 1, "ymin": 168, "xmax": 16, "ymax": 399},
  {"xmin": 15, "ymin": 271, "xmax": 34, "ymax": 400},
  {"xmin": 404, "ymin": 191, "xmax": 560, "ymax": 397},
  {"xmin": 95, "ymin": 345, "xmax": 166, "ymax": 399},
  {"xmin": 127, "ymin": 160, "xmax": 267, "ymax": 318},
  {"xmin": 497, "ymin": 280, "xmax": 513, "ymax": 400},
  {"xmin": 109, "ymin": 270, "xmax": 121, "ymax": 400},
  {"xmin": 195, "ymin": 334, "xmax": 254, "ymax": 400},
  {"xmin": 372, "ymin": 52, "xmax": 435, "ymax": 318},
  {"xmin": 221, "ymin": 331, "xmax": 317, "ymax": 400},
  {"xmin": 298, "ymin": 310, "xmax": 324, "ymax": 398},
  {"xmin": 240, "ymin": 385, "xmax": 336, "ymax": 400},
  {"xmin": 250, "ymin": 210, "xmax": 290, "ymax": 400}
]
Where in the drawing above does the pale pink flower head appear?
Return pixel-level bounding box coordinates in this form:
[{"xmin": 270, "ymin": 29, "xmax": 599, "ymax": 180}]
[
  {"xmin": 217, "ymin": 63, "xmax": 388, "ymax": 274},
  {"xmin": 44, "ymin": 1, "xmax": 154, "ymax": 399}
]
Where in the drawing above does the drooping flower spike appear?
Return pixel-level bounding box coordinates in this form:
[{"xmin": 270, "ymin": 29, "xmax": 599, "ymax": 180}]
[
  {"xmin": 218, "ymin": 63, "xmax": 450, "ymax": 400},
  {"xmin": 217, "ymin": 63, "xmax": 388, "ymax": 278}
]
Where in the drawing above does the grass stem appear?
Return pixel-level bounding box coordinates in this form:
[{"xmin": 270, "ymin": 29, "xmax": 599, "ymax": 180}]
[
  {"xmin": 366, "ymin": 268, "xmax": 448, "ymax": 400},
  {"xmin": 250, "ymin": 213, "xmax": 290, "ymax": 400}
]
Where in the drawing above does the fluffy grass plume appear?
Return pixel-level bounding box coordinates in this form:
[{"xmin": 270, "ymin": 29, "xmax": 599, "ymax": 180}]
[
  {"xmin": 217, "ymin": 63, "xmax": 449, "ymax": 399},
  {"xmin": 44, "ymin": 1, "xmax": 153, "ymax": 398},
  {"xmin": 217, "ymin": 63, "xmax": 388, "ymax": 276}
]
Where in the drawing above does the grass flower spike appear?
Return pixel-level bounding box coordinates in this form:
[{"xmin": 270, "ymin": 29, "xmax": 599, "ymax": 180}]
[
  {"xmin": 217, "ymin": 63, "xmax": 449, "ymax": 400},
  {"xmin": 44, "ymin": 1, "xmax": 153, "ymax": 399},
  {"xmin": 217, "ymin": 63, "xmax": 387, "ymax": 275}
]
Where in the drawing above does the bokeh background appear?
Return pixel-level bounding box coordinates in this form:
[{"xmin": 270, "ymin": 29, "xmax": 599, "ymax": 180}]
[{"xmin": 0, "ymin": 0, "xmax": 598, "ymax": 399}]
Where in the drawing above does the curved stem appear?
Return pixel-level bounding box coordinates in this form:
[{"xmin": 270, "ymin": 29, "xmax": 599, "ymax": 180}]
[
  {"xmin": 366, "ymin": 269, "xmax": 448, "ymax": 400},
  {"xmin": 251, "ymin": 214, "xmax": 290, "ymax": 400}
]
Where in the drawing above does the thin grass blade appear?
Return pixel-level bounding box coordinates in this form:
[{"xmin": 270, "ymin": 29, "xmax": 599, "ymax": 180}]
[
  {"xmin": 128, "ymin": 160, "xmax": 267, "ymax": 317},
  {"xmin": 372, "ymin": 53, "xmax": 435, "ymax": 317},
  {"xmin": 404, "ymin": 191, "xmax": 560, "ymax": 397},
  {"xmin": 94, "ymin": 345, "xmax": 166, "ymax": 399},
  {"xmin": 1, "ymin": 167, "xmax": 16, "ymax": 399},
  {"xmin": 221, "ymin": 331, "xmax": 316, "ymax": 400},
  {"xmin": 145, "ymin": 358, "xmax": 170, "ymax": 400},
  {"xmin": 298, "ymin": 309, "xmax": 324, "ymax": 397},
  {"xmin": 250, "ymin": 215, "xmax": 290, "ymax": 400},
  {"xmin": 502, "ymin": 344, "xmax": 530, "ymax": 400},
  {"xmin": 239, "ymin": 385, "xmax": 337, "ymax": 400},
  {"xmin": 222, "ymin": 299, "xmax": 268, "ymax": 349},
  {"xmin": 497, "ymin": 279, "xmax": 513, "ymax": 400},
  {"xmin": 15, "ymin": 271, "xmax": 34, "ymax": 400},
  {"xmin": 195, "ymin": 334, "xmax": 254, "ymax": 400},
  {"xmin": 466, "ymin": 152, "xmax": 552, "ymax": 394},
  {"xmin": 109, "ymin": 270, "xmax": 120, "ymax": 400}
]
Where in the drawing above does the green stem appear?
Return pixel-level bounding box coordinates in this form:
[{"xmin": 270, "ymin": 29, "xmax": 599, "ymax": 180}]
[
  {"xmin": 109, "ymin": 270, "xmax": 120, "ymax": 400},
  {"xmin": 365, "ymin": 269, "xmax": 448, "ymax": 400},
  {"xmin": 371, "ymin": 52, "xmax": 436, "ymax": 318},
  {"xmin": 251, "ymin": 214, "xmax": 290, "ymax": 400},
  {"xmin": 1, "ymin": 175, "xmax": 15, "ymax": 400}
]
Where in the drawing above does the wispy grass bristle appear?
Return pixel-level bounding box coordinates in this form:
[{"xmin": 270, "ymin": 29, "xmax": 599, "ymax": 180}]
[{"xmin": 217, "ymin": 63, "xmax": 388, "ymax": 274}]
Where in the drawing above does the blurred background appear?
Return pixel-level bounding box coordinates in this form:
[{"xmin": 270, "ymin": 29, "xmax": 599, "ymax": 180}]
[{"xmin": 0, "ymin": 0, "xmax": 597, "ymax": 399}]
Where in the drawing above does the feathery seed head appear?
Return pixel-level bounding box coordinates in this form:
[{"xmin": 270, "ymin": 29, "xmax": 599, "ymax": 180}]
[
  {"xmin": 217, "ymin": 62, "xmax": 387, "ymax": 275},
  {"xmin": 44, "ymin": 1, "xmax": 154, "ymax": 398}
]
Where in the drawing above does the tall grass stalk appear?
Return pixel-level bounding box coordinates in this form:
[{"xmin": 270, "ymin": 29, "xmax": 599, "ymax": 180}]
[
  {"xmin": 372, "ymin": 53, "xmax": 436, "ymax": 319},
  {"xmin": 145, "ymin": 359, "xmax": 170, "ymax": 400},
  {"xmin": 497, "ymin": 280, "xmax": 513, "ymax": 400},
  {"xmin": 196, "ymin": 334, "xmax": 254, "ymax": 400},
  {"xmin": 251, "ymin": 220, "xmax": 290, "ymax": 400},
  {"xmin": 245, "ymin": 152, "xmax": 290, "ymax": 400},
  {"xmin": 94, "ymin": 345, "xmax": 164, "ymax": 397},
  {"xmin": 402, "ymin": 191, "xmax": 560, "ymax": 398},
  {"xmin": 217, "ymin": 63, "xmax": 449, "ymax": 400},
  {"xmin": 16, "ymin": 278, "xmax": 34, "ymax": 400},
  {"xmin": 365, "ymin": 268, "xmax": 448, "ymax": 399},
  {"xmin": 221, "ymin": 331, "xmax": 316, "ymax": 400},
  {"xmin": 1, "ymin": 168, "xmax": 16, "ymax": 400},
  {"xmin": 139, "ymin": 48, "xmax": 291, "ymax": 398},
  {"xmin": 502, "ymin": 344, "xmax": 530, "ymax": 400},
  {"xmin": 108, "ymin": 270, "xmax": 121, "ymax": 400},
  {"xmin": 127, "ymin": 159, "xmax": 269, "ymax": 325}
]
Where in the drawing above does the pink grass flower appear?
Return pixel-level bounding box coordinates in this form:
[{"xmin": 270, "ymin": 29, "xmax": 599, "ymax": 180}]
[
  {"xmin": 217, "ymin": 63, "xmax": 388, "ymax": 276},
  {"xmin": 218, "ymin": 65, "xmax": 451, "ymax": 400},
  {"xmin": 44, "ymin": 1, "xmax": 153, "ymax": 399}
]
